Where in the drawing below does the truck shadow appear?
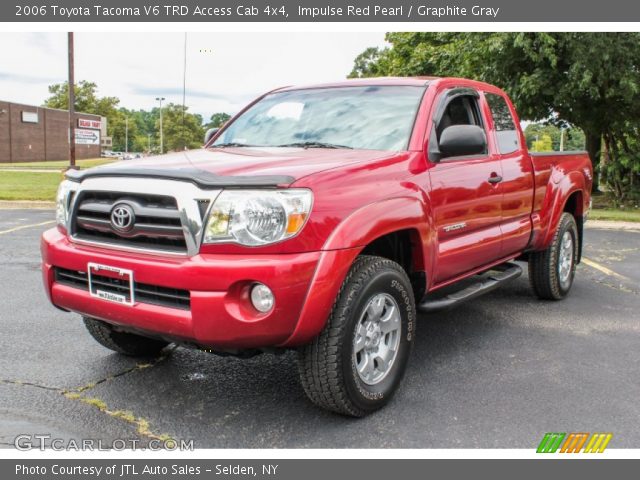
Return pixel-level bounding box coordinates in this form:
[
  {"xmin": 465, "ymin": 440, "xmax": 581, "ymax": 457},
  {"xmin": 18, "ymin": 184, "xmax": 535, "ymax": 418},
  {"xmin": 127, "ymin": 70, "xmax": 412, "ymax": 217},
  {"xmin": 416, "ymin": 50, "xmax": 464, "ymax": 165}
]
[{"xmin": 90, "ymin": 277, "xmax": 541, "ymax": 447}]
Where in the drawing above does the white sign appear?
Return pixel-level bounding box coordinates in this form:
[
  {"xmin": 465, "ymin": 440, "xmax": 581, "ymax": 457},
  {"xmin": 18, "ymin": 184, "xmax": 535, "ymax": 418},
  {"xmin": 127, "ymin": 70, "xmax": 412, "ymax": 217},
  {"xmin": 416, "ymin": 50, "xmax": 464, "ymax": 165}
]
[
  {"xmin": 75, "ymin": 128, "xmax": 100, "ymax": 145},
  {"xmin": 22, "ymin": 111, "xmax": 38, "ymax": 123},
  {"xmin": 78, "ymin": 118, "xmax": 102, "ymax": 129}
]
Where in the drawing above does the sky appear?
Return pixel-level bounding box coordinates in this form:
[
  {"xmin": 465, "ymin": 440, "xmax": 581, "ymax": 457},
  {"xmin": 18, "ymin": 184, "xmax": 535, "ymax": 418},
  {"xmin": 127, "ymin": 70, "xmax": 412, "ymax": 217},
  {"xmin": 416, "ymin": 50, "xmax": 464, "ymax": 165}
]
[{"xmin": 0, "ymin": 32, "xmax": 386, "ymax": 121}]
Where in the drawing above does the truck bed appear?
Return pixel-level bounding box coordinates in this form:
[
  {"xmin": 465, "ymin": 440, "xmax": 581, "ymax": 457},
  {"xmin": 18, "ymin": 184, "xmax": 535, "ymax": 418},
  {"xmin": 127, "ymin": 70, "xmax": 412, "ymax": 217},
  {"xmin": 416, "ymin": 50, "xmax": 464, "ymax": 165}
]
[{"xmin": 528, "ymin": 150, "xmax": 592, "ymax": 252}]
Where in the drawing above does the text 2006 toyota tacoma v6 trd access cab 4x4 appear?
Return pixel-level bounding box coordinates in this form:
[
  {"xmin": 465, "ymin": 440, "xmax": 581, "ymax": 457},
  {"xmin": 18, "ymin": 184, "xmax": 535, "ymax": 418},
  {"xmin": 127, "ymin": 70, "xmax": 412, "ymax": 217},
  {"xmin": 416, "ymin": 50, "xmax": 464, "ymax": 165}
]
[{"xmin": 42, "ymin": 77, "xmax": 592, "ymax": 416}]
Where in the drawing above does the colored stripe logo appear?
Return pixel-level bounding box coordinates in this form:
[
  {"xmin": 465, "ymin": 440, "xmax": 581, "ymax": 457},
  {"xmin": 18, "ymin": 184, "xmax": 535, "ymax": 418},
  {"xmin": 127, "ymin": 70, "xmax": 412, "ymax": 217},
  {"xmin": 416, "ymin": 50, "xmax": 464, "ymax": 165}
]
[{"xmin": 537, "ymin": 433, "xmax": 612, "ymax": 453}]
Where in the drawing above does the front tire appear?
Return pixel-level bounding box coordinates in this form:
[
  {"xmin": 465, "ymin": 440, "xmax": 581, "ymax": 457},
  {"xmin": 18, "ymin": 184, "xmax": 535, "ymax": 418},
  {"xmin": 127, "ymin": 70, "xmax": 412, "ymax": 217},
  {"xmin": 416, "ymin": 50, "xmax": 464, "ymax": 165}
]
[
  {"xmin": 528, "ymin": 212, "xmax": 579, "ymax": 300},
  {"xmin": 83, "ymin": 317, "xmax": 169, "ymax": 356},
  {"xmin": 298, "ymin": 255, "xmax": 416, "ymax": 417}
]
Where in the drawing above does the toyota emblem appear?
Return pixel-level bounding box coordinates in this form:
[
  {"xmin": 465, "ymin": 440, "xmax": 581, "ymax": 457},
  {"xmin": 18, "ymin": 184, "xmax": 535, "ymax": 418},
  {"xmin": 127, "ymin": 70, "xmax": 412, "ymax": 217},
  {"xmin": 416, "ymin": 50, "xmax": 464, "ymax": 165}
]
[{"xmin": 110, "ymin": 204, "xmax": 135, "ymax": 232}]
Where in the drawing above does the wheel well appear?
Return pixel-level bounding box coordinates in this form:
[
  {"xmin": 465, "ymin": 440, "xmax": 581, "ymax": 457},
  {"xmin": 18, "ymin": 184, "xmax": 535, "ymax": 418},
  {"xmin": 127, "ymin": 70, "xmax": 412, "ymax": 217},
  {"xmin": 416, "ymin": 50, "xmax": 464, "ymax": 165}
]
[
  {"xmin": 563, "ymin": 191, "xmax": 584, "ymax": 263},
  {"xmin": 563, "ymin": 191, "xmax": 584, "ymax": 218},
  {"xmin": 359, "ymin": 229, "xmax": 426, "ymax": 298}
]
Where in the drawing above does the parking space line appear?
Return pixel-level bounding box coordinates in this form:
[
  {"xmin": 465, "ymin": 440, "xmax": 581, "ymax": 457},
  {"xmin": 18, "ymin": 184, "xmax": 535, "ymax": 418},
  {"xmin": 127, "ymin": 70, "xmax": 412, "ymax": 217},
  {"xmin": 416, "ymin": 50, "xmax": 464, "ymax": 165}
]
[
  {"xmin": 582, "ymin": 257, "xmax": 628, "ymax": 280},
  {"xmin": 0, "ymin": 220, "xmax": 55, "ymax": 235}
]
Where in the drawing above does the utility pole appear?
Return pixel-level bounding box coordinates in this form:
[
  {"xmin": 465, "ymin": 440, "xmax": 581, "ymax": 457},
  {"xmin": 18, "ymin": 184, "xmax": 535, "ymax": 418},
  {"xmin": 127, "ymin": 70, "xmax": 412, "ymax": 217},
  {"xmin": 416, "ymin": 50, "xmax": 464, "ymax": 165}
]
[
  {"xmin": 148, "ymin": 133, "xmax": 151, "ymax": 153},
  {"xmin": 68, "ymin": 32, "xmax": 76, "ymax": 169},
  {"xmin": 559, "ymin": 127, "xmax": 565, "ymax": 152},
  {"xmin": 182, "ymin": 32, "xmax": 187, "ymax": 151},
  {"xmin": 125, "ymin": 117, "xmax": 129, "ymax": 154},
  {"xmin": 156, "ymin": 97, "xmax": 165, "ymax": 153}
]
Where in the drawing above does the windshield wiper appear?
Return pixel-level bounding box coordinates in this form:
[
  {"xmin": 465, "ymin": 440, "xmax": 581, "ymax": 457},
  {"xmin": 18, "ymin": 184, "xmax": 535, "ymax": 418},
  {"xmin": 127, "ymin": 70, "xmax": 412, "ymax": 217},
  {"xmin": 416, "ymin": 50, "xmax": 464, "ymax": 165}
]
[
  {"xmin": 276, "ymin": 141, "xmax": 353, "ymax": 149},
  {"xmin": 211, "ymin": 142, "xmax": 260, "ymax": 148}
]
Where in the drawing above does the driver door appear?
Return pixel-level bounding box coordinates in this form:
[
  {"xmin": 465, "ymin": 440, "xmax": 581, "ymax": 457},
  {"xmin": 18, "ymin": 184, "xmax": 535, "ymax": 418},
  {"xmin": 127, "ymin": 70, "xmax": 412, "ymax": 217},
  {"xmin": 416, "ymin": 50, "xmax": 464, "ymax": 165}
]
[{"xmin": 427, "ymin": 88, "xmax": 504, "ymax": 284}]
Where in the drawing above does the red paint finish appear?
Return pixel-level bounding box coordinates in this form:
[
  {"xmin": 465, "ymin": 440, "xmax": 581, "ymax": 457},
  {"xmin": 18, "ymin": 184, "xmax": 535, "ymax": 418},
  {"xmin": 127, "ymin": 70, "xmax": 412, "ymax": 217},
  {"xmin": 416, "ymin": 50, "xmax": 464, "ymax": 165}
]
[
  {"xmin": 42, "ymin": 229, "xmax": 320, "ymax": 348},
  {"xmin": 428, "ymin": 155, "xmax": 504, "ymax": 283},
  {"xmin": 41, "ymin": 77, "xmax": 592, "ymax": 349}
]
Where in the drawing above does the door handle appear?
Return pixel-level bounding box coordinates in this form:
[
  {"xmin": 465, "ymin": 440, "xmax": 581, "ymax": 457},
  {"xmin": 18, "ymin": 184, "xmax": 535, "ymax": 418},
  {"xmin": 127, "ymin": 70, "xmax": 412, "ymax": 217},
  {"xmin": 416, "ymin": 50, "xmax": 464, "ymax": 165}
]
[{"xmin": 488, "ymin": 174, "xmax": 503, "ymax": 184}]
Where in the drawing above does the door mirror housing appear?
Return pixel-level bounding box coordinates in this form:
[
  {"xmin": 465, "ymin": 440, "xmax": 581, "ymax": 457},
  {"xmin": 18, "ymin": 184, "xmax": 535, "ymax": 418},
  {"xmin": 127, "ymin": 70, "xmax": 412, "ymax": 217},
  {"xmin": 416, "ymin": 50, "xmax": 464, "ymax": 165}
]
[
  {"xmin": 204, "ymin": 128, "xmax": 219, "ymax": 145},
  {"xmin": 438, "ymin": 125, "xmax": 486, "ymax": 159}
]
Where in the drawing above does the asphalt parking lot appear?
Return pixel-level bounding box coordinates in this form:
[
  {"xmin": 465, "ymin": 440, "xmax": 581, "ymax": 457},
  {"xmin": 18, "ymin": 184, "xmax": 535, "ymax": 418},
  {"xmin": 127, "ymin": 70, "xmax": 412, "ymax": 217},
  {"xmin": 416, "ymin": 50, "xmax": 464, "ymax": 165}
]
[{"xmin": 1, "ymin": 208, "xmax": 639, "ymax": 449}]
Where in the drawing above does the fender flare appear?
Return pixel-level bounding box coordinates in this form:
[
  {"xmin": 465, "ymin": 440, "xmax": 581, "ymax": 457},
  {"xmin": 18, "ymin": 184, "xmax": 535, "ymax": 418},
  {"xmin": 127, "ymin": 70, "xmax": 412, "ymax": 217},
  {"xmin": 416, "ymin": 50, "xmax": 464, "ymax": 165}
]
[
  {"xmin": 322, "ymin": 195, "xmax": 434, "ymax": 255},
  {"xmin": 533, "ymin": 170, "xmax": 586, "ymax": 252},
  {"xmin": 280, "ymin": 195, "xmax": 435, "ymax": 347}
]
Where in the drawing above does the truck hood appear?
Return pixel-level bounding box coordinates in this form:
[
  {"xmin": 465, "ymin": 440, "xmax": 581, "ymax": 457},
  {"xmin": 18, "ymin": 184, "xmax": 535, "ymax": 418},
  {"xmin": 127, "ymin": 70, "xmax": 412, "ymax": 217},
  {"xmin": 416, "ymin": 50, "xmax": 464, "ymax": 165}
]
[{"xmin": 69, "ymin": 147, "xmax": 393, "ymax": 188}]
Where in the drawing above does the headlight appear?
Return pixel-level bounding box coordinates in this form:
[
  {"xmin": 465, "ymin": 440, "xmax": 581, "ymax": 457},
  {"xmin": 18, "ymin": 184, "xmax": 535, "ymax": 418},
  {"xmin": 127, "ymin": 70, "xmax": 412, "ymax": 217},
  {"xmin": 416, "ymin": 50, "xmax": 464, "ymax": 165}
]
[
  {"xmin": 203, "ymin": 189, "xmax": 313, "ymax": 246},
  {"xmin": 56, "ymin": 180, "xmax": 75, "ymax": 229}
]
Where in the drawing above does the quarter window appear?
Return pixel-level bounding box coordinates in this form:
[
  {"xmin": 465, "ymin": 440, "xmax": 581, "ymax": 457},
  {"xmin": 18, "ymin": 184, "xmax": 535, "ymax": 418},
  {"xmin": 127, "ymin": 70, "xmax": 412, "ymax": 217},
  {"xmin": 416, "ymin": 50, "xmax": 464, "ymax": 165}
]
[{"xmin": 486, "ymin": 93, "xmax": 519, "ymax": 154}]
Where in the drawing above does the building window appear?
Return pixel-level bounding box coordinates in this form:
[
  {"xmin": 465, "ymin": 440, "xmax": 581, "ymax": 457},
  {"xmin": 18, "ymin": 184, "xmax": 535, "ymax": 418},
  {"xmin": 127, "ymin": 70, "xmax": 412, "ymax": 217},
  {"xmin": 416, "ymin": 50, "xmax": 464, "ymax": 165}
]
[{"xmin": 21, "ymin": 111, "xmax": 39, "ymax": 124}]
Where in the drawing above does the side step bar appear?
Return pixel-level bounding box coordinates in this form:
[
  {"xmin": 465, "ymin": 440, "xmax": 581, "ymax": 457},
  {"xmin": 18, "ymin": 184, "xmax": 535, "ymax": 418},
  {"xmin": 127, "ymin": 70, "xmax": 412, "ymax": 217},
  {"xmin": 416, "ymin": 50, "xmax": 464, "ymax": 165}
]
[{"xmin": 418, "ymin": 262, "xmax": 523, "ymax": 313}]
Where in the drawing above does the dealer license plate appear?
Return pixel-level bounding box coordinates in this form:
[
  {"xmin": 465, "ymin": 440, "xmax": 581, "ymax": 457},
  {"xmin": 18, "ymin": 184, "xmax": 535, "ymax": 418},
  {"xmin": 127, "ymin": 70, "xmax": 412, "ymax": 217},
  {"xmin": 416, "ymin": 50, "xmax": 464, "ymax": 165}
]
[{"xmin": 87, "ymin": 262, "xmax": 135, "ymax": 306}]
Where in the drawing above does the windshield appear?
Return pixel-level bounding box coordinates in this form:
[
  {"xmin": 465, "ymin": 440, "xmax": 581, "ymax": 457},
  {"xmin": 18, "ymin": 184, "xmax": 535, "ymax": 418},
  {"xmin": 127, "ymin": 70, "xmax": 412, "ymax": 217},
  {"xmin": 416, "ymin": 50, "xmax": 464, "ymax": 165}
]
[{"xmin": 212, "ymin": 86, "xmax": 425, "ymax": 151}]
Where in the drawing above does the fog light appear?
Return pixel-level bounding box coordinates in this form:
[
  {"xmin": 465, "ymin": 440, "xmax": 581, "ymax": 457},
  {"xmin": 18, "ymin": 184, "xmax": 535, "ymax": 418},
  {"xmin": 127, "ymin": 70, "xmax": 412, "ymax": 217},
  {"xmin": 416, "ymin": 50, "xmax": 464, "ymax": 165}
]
[{"xmin": 250, "ymin": 283, "xmax": 274, "ymax": 313}]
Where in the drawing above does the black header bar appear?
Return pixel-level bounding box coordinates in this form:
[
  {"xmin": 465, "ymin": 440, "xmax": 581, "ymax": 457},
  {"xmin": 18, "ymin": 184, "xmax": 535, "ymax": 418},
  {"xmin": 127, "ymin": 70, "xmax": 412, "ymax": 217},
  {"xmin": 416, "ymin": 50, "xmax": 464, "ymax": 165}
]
[
  {"xmin": 4, "ymin": 0, "xmax": 640, "ymax": 22},
  {"xmin": 3, "ymin": 459, "xmax": 640, "ymax": 480}
]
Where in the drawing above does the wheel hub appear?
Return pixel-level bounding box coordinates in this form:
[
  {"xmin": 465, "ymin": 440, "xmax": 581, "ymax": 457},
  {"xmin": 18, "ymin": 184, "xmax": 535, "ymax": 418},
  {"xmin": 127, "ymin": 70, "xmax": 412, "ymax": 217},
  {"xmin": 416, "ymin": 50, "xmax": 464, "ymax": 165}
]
[
  {"xmin": 364, "ymin": 323, "xmax": 382, "ymax": 350},
  {"xmin": 353, "ymin": 293, "xmax": 402, "ymax": 386}
]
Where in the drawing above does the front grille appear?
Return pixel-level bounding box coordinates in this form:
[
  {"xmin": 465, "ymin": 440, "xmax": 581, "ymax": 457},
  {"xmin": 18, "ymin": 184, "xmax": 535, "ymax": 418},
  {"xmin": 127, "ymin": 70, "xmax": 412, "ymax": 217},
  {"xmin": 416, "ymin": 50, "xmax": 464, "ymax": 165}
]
[
  {"xmin": 54, "ymin": 267, "xmax": 191, "ymax": 310},
  {"xmin": 71, "ymin": 192, "xmax": 187, "ymax": 253}
]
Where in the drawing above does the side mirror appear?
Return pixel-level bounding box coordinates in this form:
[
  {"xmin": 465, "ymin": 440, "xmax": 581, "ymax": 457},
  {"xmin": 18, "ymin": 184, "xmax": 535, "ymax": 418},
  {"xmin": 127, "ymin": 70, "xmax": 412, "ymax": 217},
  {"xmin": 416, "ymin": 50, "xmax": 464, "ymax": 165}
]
[
  {"xmin": 438, "ymin": 125, "xmax": 486, "ymax": 158},
  {"xmin": 204, "ymin": 128, "xmax": 219, "ymax": 146}
]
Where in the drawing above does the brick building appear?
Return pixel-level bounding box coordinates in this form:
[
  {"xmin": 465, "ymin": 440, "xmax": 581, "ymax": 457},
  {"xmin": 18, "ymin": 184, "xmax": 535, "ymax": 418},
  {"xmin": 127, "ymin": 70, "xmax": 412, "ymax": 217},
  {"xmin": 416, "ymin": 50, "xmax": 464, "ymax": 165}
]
[{"xmin": 0, "ymin": 101, "xmax": 103, "ymax": 163}]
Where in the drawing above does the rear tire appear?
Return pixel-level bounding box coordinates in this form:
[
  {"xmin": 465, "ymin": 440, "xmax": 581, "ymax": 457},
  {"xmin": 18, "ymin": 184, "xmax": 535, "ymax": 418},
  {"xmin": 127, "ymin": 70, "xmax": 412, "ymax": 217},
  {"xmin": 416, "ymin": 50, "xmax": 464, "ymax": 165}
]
[
  {"xmin": 83, "ymin": 317, "xmax": 168, "ymax": 356},
  {"xmin": 298, "ymin": 255, "xmax": 416, "ymax": 417},
  {"xmin": 528, "ymin": 212, "xmax": 578, "ymax": 300}
]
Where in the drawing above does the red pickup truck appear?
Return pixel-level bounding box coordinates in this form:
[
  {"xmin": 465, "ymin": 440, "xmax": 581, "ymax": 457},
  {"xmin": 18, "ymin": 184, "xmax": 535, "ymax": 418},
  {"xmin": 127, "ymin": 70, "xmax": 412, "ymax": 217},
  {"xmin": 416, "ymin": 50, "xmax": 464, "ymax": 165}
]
[{"xmin": 42, "ymin": 77, "xmax": 592, "ymax": 416}]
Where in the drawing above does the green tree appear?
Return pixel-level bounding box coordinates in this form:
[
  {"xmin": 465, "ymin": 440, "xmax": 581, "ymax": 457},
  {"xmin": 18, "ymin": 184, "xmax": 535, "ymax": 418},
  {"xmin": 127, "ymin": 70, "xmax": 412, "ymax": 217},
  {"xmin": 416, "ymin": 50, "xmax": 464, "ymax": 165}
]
[
  {"xmin": 129, "ymin": 109, "xmax": 160, "ymax": 152},
  {"xmin": 531, "ymin": 134, "xmax": 554, "ymax": 152},
  {"xmin": 43, "ymin": 82, "xmax": 207, "ymax": 154},
  {"xmin": 524, "ymin": 123, "xmax": 586, "ymax": 151},
  {"xmin": 44, "ymin": 80, "xmax": 120, "ymax": 117},
  {"xmin": 601, "ymin": 121, "xmax": 640, "ymax": 203},
  {"xmin": 109, "ymin": 109, "xmax": 139, "ymax": 153},
  {"xmin": 132, "ymin": 135, "xmax": 147, "ymax": 153},
  {"xmin": 525, "ymin": 124, "xmax": 560, "ymax": 150},
  {"xmin": 565, "ymin": 129, "xmax": 586, "ymax": 152},
  {"xmin": 350, "ymin": 47, "xmax": 388, "ymax": 79},
  {"xmin": 207, "ymin": 112, "xmax": 231, "ymax": 129},
  {"xmin": 44, "ymin": 80, "xmax": 122, "ymax": 149},
  {"xmin": 157, "ymin": 103, "xmax": 205, "ymax": 153},
  {"xmin": 349, "ymin": 33, "xmax": 640, "ymax": 194}
]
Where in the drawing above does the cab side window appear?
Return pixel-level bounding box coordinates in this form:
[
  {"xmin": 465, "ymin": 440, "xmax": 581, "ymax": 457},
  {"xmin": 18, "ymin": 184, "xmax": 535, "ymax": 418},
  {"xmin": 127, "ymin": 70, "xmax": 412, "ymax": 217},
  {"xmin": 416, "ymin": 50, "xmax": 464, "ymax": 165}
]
[{"xmin": 485, "ymin": 93, "xmax": 519, "ymax": 154}]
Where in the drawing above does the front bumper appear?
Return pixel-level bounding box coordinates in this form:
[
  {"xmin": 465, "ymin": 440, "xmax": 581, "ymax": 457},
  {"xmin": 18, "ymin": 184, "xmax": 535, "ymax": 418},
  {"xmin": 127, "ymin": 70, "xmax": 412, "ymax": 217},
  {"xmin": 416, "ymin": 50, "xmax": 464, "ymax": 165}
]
[{"xmin": 41, "ymin": 228, "xmax": 323, "ymax": 349}]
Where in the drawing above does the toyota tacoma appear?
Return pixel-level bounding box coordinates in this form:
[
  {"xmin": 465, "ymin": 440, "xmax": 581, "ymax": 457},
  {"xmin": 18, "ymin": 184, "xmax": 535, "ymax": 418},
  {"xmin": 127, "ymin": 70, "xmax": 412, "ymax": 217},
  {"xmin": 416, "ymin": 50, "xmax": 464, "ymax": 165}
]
[{"xmin": 42, "ymin": 77, "xmax": 592, "ymax": 416}]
